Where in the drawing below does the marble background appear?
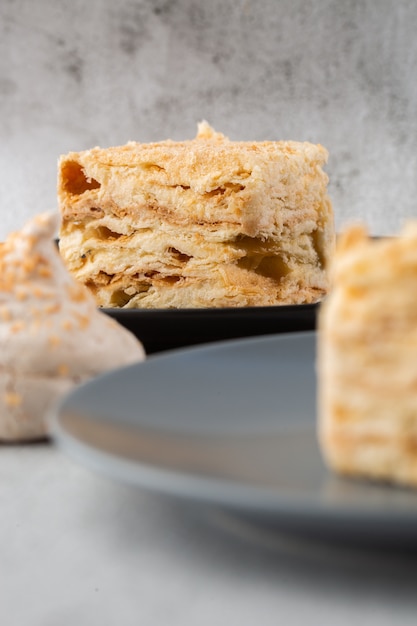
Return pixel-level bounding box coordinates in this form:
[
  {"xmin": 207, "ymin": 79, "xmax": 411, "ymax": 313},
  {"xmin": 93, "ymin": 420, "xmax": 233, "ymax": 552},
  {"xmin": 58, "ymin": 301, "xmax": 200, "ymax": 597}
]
[{"xmin": 0, "ymin": 0, "xmax": 416, "ymax": 239}]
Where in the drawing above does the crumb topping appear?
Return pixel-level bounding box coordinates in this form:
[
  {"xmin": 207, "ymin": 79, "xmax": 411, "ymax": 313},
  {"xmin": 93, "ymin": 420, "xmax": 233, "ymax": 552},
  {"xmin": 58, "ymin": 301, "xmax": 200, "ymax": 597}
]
[
  {"xmin": 57, "ymin": 363, "xmax": 69, "ymax": 376},
  {"xmin": 48, "ymin": 334, "xmax": 61, "ymax": 347},
  {"xmin": 4, "ymin": 391, "xmax": 22, "ymax": 408}
]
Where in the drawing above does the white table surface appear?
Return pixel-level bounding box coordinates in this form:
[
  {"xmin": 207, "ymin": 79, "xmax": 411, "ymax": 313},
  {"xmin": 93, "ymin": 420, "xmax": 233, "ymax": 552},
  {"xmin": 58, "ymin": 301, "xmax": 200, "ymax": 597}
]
[{"xmin": 1, "ymin": 443, "xmax": 417, "ymax": 626}]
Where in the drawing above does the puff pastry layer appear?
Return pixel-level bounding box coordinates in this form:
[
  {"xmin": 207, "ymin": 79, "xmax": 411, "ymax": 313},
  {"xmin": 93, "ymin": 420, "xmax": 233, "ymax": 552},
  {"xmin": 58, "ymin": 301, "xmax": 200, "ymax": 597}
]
[
  {"xmin": 58, "ymin": 123, "xmax": 334, "ymax": 308},
  {"xmin": 318, "ymin": 224, "xmax": 417, "ymax": 487}
]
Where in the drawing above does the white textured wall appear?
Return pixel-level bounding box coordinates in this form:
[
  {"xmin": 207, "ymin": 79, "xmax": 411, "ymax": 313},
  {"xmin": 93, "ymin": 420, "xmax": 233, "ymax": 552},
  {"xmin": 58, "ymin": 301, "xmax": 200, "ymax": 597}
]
[{"xmin": 1, "ymin": 0, "xmax": 416, "ymax": 238}]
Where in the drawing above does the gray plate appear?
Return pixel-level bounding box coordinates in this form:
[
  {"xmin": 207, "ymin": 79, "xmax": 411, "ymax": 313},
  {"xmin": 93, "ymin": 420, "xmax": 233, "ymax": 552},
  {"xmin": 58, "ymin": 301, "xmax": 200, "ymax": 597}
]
[{"xmin": 51, "ymin": 332, "xmax": 417, "ymax": 545}]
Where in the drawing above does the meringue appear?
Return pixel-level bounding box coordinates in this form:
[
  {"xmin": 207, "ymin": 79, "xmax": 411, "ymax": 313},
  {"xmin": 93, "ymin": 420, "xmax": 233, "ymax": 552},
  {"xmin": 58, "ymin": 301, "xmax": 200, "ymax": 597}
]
[{"xmin": 0, "ymin": 212, "xmax": 145, "ymax": 442}]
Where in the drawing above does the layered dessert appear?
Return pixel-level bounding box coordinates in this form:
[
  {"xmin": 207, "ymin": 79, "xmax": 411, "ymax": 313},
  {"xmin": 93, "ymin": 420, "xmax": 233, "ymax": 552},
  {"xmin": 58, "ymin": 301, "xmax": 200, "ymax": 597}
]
[
  {"xmin": 318, "ymin": 224, "xmax": 417, "ymax": 487},
  {"xmin": 0, "ymin": 212, "xmax": 145, "ymax": 442},
  {"xmin": 58, "ymin": 122, "xmax": 334, "ymax": 308}
]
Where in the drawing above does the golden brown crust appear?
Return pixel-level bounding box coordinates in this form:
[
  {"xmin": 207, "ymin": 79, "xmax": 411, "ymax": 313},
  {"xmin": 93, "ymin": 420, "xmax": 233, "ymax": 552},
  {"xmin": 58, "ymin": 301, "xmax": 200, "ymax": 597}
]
[
  {"xmin": 318, "ymin": 224, "xmax": 417, "ymax": 487},
  {"xmin": 58, "ymin": 123, "xmax": 334, "ymax": 309}
]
